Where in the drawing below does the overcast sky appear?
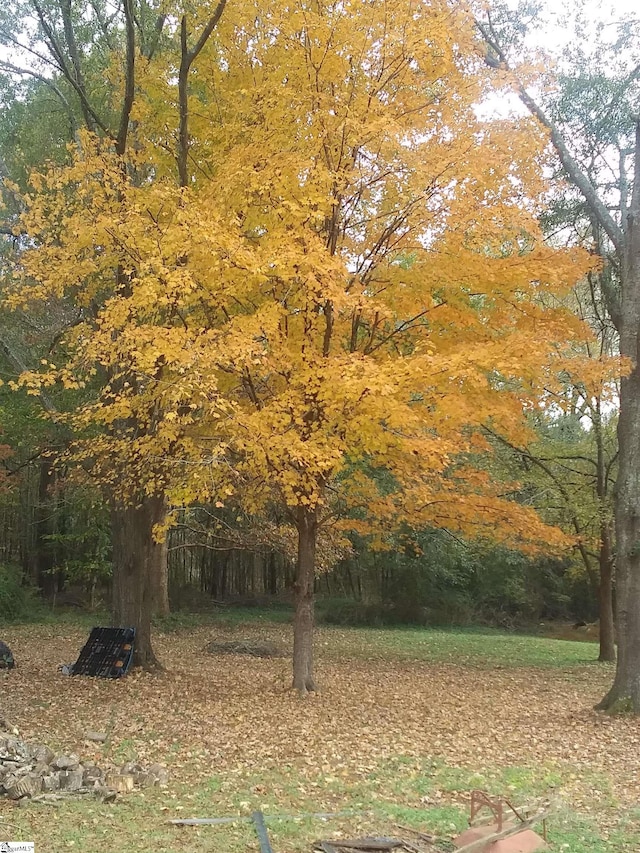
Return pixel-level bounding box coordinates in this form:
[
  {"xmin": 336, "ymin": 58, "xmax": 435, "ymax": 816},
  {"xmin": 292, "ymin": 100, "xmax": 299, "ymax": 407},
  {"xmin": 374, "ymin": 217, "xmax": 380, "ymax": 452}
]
[{"xmin": 521, "ymin": 0, "xmax": 638, "ymax": 55}]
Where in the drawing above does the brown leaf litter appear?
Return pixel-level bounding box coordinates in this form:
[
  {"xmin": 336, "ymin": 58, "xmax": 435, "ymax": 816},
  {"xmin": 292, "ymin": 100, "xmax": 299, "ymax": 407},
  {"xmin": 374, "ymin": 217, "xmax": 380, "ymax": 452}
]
[{"xmin": 0, "ymin": 622, "xmax": 636, "ymax": 820}]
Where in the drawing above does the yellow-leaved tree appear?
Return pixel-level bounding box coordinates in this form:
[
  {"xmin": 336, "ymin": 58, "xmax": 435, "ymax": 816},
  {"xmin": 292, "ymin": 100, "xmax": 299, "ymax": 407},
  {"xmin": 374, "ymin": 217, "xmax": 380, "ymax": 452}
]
[{"xmin": 9, "ymin": 0, "xmax": 591, "ymax": 687}]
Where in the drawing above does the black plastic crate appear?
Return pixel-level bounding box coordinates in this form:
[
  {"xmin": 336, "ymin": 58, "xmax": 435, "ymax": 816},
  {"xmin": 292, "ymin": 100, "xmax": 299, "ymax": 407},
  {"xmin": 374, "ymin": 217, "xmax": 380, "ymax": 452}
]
[{"xmin": 72, "ymin": 627, "xmax": 135, "ymax": 678}]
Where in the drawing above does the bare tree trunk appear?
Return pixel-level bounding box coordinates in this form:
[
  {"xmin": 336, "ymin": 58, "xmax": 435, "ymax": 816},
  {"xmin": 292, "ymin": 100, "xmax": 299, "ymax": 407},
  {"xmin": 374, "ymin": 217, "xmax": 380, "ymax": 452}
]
[
  {"xmin": 592, "ymin": 396, "xmax": 616, "ymax": 663},
  {"xmin": 35, "ymin": 458, "xmax": 55, "ymax": 596},
  {"xmin": 597, "ymin": 518, "xmax": 615, "ymax": 661},
  {"xmin": 293, "ymin": 508, "xmax": 317, "ymax": 695},
  {"xmin": 598, "ymin": 367, "xmax": 640, "ymax": 706},
  {"xmin": 596, "ymin": 124, "xmax": 640, "ymax": 708},
  {"xmin": 149, "ymin": 501, "xmax": 170, "ymax": 617},
  {"xmin": 111, "ymin": 495, "xmax": 164, "ymax": 670}
]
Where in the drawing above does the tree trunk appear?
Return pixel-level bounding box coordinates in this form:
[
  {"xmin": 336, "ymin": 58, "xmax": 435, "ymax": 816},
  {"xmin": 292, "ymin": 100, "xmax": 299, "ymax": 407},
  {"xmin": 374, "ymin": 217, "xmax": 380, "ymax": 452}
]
[
  {"xmin": 111, "ymin": 494, "xmax": 163, "ymax": 670},
  {"xmin": 293, "ymin": 508, "xmax": 317, "ymax": 695},
  {"xmin": 592, "ymin": 394, "xmax": 616, "ymax": 663},
  {"xmin": 150, "ymin": 508, "xmax": 170, "ymax": 617},
  {"xmin": 597, "ymin": 366, "xmax": 640, "ymax": 707},
  {"xmin": 268, "ymin": 553, "xmax": 278, "ymax": 596},
  {"xmin": 597, "ymin": 123, "xmax": 640, "ymax": 708},
  {"xmin": 598, "ymin": 524, "xmax": 616, "ymax": 662},
  {"xmin": 34, "ymin": 458, "xmax": 56, "ymax": 596}
]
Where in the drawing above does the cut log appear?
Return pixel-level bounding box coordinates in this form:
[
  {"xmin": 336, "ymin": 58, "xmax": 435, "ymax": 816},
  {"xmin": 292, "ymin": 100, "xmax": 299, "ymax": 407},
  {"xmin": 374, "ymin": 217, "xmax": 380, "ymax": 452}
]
[
  {"xmin": 84, "ymin": 731, "xmax": 107, "ymax": 743},
  {"xmin": 41, "ymin": 774, "xmax": 61, "ymax": 792},
  {"xmin": 104, "ymin": 773, "xmax": 135, "ymax": 793},
  {"xmin": 32, "ymin": 745, "xmax": 55, "ymax": 764},
  {"xmin": 52, "ymin": 755, "xmax": 80, "ymax": 771},
  {"xmin": 58, "ymin": 769, "xmax": 85, "ymax": 791},
  {"xmin": 5, "ymin": 774, "xmax": 42, "ymax": 799}
]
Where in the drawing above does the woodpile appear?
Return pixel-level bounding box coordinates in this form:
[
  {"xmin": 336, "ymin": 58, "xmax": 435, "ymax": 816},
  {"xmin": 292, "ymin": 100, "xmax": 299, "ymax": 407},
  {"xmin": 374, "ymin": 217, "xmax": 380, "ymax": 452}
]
[{"xmin": 0, "ymin": 735, "xmax": 168, "ymax": 803}]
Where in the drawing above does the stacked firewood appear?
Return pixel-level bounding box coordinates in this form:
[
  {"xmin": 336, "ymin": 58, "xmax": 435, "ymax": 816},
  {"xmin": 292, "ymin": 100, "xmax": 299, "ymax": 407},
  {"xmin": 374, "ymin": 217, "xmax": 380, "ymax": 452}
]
[{"xmin": 0, "ymin": 735, "xmax": 168, "ymax": 803}]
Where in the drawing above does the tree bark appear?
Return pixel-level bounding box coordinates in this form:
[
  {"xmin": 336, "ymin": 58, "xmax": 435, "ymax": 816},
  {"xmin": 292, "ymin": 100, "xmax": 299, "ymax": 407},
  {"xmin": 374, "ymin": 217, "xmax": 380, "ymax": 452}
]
[
  {"xmin": 597, "ymin": 364, "xmax": 640, "ymax": 705},
  {"xmin": 598, "ymin": 529, "xmax": 616, "ymax": 662},
  {"xmin": 594, "ymin": 403, "xmax": 616, "ymax": 663},
  {"xmin": 111, "ymin": 494, "xmax": 164, "ymax": 670},
  {"xmin": 149, "ymin": 500, "xmax": 170, "ymax": 617},
  {"xmin": 293, "ymin": 508, "xmax": 317, "ymax": 695},
  {"xmin": 34, "ymin": 458, "xmax": 55, "ymax": 596},
  {"xmin": 596, "ymin": 122, "xmax": 640, "ymax": 708}
]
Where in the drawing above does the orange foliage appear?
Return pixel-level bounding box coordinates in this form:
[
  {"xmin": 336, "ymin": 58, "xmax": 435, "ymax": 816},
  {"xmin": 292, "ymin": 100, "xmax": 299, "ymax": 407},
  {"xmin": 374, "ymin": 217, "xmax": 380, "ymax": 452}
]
[{"xmin": 7, "ymin": 0, "xmax": 596, "ymax": 556}]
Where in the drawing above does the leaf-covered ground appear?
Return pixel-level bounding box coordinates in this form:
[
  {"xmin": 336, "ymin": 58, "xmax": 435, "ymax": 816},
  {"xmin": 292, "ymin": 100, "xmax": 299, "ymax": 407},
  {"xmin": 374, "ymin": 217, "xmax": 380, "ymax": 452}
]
[{"xmin": 0, "ymin": 616, "xmax": 638, "ymax": 851}]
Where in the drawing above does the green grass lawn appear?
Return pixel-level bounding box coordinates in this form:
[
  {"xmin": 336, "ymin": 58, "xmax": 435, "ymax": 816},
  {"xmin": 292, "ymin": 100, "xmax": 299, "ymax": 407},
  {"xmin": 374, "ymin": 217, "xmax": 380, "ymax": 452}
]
[
  {"xmin": 0, "ymin": 610, "xmax": 632, "ymax": 852},
  {"xmin": 317, "ymin": 624, "xmax": 604, "ymax": 668},
  {"xmin": 9, "ymin": 757, "xmax": 638, "ymax": 853},
  {"xmin": 158, "ymin": 604, "xmax": 604, "ymax": 668}
]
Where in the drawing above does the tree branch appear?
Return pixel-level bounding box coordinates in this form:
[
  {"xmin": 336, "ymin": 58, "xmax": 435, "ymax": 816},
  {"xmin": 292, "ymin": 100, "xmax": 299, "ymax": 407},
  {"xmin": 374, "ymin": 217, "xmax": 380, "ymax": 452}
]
[
  {"xmin": 476, "ymin": 16, "xmax": 624, "ymax": 254},
  {"xmin": 31, "ymin": 0, "xmax": 113, "ymax": 138},
  {"xmin": 60, "ymin": 0, "xmax": 87, "ymax": 98},
  {"xmin": 0, "ymin": 59, "xmax": 77, "ymax": 137},
  {"xmin": 177, "ymin": 1, "xmax": 227, "ymax": 187},
  {"xmin": 187, "ymin": 0, "xmax": 227, "ymax": 64},
  {"xmin": 146, "ymin": 13, "xmax": 166, "ymax": 61},
  {"xmin": 116, "ymin": 0, "xmax": 136, "ymax": 155}
]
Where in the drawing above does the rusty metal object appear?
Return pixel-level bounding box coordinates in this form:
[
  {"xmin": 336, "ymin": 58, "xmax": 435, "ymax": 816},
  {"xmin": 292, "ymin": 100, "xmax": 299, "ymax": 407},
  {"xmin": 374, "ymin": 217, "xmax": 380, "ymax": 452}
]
[
  {"xmin": 468, "ymin": 790, "xmax": 548, "ymax": 843},
  {"xmin": 453, "ymin": 793, "xmax": 552, "ymax": 853},
  {"xmin": 469, "ymin": 791, "xmax": 527, "ymax": 833}
]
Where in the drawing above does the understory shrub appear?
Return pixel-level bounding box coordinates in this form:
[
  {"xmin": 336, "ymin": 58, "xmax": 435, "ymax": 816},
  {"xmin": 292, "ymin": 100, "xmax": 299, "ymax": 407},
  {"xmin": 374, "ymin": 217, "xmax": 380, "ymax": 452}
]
[
  {"xmin": 0, "ymin": 564, "xmax": 43, "ymax": 621},
  {"xmin": 325, "ymin": 531, "xmax": 576, "ymax": 628}
]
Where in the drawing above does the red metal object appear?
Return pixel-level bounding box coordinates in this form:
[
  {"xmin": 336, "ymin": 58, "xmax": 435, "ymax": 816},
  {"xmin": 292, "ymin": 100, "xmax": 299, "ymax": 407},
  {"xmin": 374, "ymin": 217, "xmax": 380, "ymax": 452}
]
[
  {"xmin": 453, "ymin": 791, "xmax": 549, "ymax": 853},
  {"xmin": 454, "ymin": 825, "xmax": 548, "ymax": 853}
]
